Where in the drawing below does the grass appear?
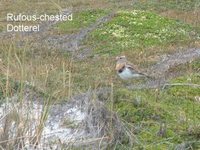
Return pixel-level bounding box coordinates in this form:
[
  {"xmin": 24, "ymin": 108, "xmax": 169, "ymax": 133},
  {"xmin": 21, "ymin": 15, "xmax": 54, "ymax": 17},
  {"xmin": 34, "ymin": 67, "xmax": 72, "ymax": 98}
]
[
  {"xmin": 0, "ymin": 74, "xmax": 19, "ymax": 102},
  {"xmin": 85, "ymin": 10, "xmax": 195, "ymax": 55},
  {"xmin": 167, "ymin": 74, "xmax": 200, "ymax": 98},
  {"xmin": 53, "ymin": 9, "xmax": 108, "ymax": 34},
  {"xmin": 0, "ymin": 0, "xmax": 200, "ymax": 149},
  {"xmin": 113, "ymin": 73, "xmax": 200, "ymax": 149},
  {"xmin": 131, "ymin": 0, "xmax": 200, "ymax": 28}
]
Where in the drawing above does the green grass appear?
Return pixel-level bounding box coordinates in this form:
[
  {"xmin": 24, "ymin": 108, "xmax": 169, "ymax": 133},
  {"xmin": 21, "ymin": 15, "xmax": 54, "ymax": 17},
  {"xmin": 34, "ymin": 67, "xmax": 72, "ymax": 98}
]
[
  {"xmin": 167, "ymin": 74, "xmax": 200, "ymax": 98},
  {"xmin": 113, "ymin": 73, "xmax": 200, "ymax": 149},
  {"xmin": 85, "ymin": 10, "xmax": 194, "ymax": 55},
  {"xmin": 112, "ymin": 59, "xmax": 200, "ymax": 149},
  {"xmin": 54, "ymin": 9, "xmax": 108, "ymax": 34},
  {"xmin": 0, "ymin": 74, "xmax": 19, "ymax": 101}
]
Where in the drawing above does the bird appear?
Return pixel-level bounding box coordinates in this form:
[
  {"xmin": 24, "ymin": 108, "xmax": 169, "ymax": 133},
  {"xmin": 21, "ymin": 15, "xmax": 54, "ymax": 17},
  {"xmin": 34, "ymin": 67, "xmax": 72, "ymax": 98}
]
[{"xmin": 115, "ymin": 55, "xmax": 150, "ymax": 80}]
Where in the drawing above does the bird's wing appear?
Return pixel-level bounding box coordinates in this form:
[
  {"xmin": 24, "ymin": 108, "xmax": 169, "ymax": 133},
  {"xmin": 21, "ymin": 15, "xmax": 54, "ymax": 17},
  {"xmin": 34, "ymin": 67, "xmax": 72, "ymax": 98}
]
[
  {"xmin": 126, "ymin": 63, "xmax": 146, "ymax": 76},
  {"xmin": 126, "ymin": 63, "xmax": 153, "ymax": 78}
]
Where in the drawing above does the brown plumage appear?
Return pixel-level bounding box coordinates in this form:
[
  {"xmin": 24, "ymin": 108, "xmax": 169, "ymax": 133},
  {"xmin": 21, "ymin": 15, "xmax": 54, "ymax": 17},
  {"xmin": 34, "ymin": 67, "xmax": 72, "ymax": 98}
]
[{"xmin": 115, "ymin": 56, "xmax": 150, "ymax": 80}]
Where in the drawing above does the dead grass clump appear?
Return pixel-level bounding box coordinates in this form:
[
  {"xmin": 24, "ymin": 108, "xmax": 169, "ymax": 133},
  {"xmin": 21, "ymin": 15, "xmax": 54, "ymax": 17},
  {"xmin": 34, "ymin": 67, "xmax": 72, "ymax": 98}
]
[
  {"xmin": 70, "ymin": 89, "xmax": 135, "ymax": 149},
  {"xmin": 0, "ymin": 105, "xmax": 32, "ymax": 149}
]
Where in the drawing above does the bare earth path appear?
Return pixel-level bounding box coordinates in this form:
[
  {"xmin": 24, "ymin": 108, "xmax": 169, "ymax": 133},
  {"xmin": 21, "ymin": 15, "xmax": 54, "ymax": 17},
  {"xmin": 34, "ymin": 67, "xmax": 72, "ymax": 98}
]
[{"xmin": 129, "ymin": 48, "xmax": 200, "ymax": 89}]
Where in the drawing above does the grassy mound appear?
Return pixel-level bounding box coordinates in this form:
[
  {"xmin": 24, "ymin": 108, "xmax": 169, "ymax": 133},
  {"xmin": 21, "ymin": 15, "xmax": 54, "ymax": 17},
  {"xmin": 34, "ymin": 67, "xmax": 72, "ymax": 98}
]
[{"xmin": 86, "ymin": 10, "xmax": 194, "ymax": 55}]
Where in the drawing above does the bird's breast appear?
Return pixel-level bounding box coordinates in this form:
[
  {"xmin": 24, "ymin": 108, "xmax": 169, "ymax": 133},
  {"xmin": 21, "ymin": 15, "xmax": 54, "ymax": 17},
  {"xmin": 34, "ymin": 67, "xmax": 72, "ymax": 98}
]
[
  {"xmin": 118, "ymin": 67, "xmax": 143, "ymax": 80},
  {"xmin": 118, "ymin": 68, "xmax": 134, "ymax": 80}
]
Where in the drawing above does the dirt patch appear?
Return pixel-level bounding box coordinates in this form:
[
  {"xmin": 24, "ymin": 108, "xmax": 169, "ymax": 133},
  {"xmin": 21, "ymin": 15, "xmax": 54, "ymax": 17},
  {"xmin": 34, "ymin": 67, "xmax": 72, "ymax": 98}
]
[
  {"xmin": 45, "ymin": 12, "xmax": 116, "ymax": 58},
  {"xmin": 149, "ymin": 48, "xmax": 200, "ymax": 77},
  {"xmin": 128, "ymin": 48, "xmax": 200, "ymax": 89},
  {"xmin": 0, "ymin": 11, "xmax": 115, "ymax": 60}
]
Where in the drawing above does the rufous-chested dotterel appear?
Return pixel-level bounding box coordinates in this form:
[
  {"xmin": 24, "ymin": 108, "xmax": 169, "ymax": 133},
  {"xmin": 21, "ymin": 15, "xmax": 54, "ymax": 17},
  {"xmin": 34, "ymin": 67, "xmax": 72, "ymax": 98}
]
[{"xmin": 115, "ymin": 56, "xmax": 150, "ymax": 80}]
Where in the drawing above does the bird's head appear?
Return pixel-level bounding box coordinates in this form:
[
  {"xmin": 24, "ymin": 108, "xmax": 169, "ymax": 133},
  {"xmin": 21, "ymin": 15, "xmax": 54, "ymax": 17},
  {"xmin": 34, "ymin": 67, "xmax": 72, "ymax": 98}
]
[
  {"xmin": 115, "ymin": 55, "xmax": 126, "ymax": 61},
  {"xmin": 115, "ymin": 56, "xmax": 127, "ymax": 71}
]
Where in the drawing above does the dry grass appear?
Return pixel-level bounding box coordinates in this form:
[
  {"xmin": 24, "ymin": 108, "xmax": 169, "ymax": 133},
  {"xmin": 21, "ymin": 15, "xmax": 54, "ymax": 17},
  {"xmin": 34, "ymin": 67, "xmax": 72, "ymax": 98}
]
[{"xmin": 160, "ymin": 9, "xmax": 200, "ymax": 26}]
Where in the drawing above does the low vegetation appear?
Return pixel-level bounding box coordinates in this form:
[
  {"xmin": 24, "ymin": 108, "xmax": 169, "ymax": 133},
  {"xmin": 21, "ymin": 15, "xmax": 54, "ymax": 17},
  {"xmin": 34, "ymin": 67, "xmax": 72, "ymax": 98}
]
[{"xmin": 85, "ymin": 10, "xmax": 195, "ymax": 55}]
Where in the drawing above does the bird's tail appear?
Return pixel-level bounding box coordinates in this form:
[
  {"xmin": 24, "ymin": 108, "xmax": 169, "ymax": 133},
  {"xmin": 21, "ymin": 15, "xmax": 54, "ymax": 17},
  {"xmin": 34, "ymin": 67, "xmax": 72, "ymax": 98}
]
[
  {"xmin": 140, "ymin": 73, "xmax": 154, "ymax": 79},
  {"xmin": 145, "ymin": 74, "xmax": 155, "ymax": 79}
]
